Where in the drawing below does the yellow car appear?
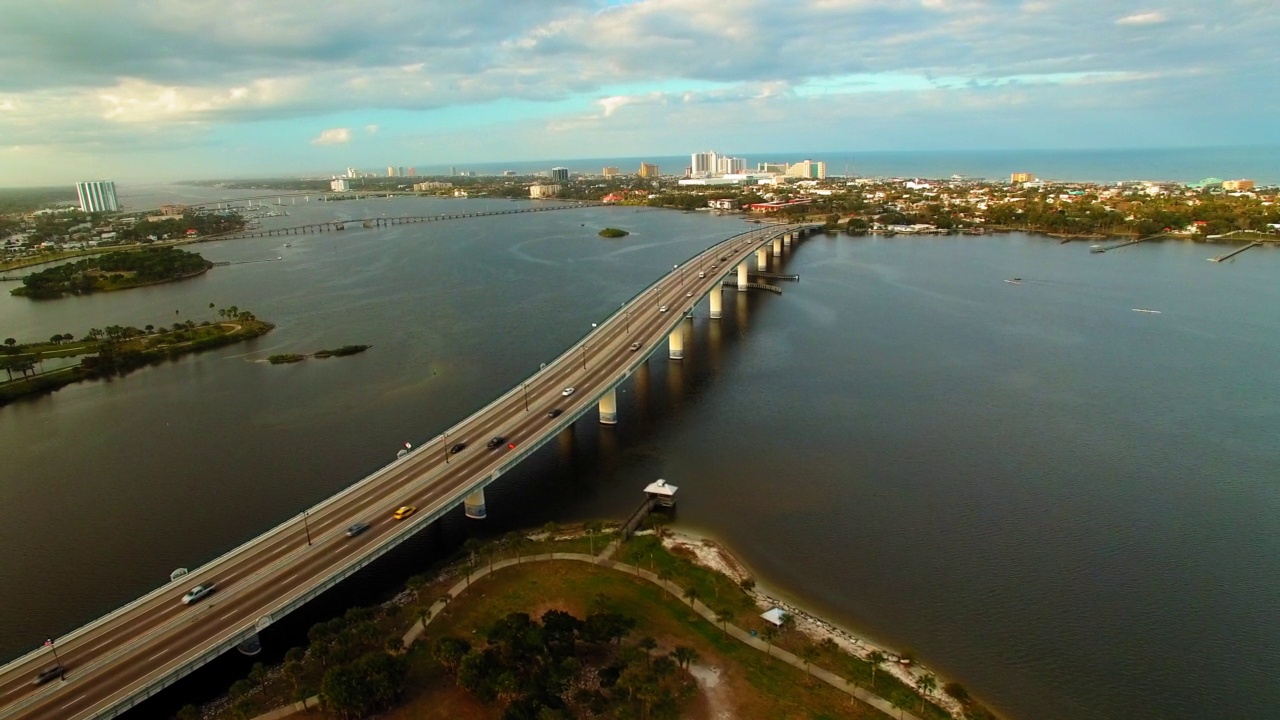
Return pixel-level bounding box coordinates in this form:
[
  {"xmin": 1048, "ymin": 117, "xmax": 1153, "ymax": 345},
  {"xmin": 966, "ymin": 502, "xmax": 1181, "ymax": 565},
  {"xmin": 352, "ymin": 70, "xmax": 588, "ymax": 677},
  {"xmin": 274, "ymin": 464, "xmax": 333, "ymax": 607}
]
[{"xmin": 392, "ymin": 505, "xmax": 417, "ymax": 520}]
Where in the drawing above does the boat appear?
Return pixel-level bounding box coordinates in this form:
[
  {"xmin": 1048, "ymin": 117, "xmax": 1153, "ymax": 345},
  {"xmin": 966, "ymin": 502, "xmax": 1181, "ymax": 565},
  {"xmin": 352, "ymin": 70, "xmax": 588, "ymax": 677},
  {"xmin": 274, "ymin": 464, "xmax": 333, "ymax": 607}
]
[
  {"xmin": 1090, "ymin": 245, "xmax": 1106, "ymax": 253},
  {"xmin": 283, "ymin": 242, "xmax": 292, "ymax": 247},
  {"xmin": 1132, "ymin": 308, "xmax": 1162, "ymax": 314},
  {"xmin": 1004, "ymin": 278, "xmax": 1021, "ymax": 285}
]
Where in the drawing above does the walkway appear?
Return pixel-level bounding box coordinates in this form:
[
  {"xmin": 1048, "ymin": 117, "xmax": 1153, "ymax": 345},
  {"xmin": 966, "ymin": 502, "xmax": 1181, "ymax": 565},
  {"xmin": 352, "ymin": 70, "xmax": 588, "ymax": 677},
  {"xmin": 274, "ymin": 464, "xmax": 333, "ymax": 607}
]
[{"xmin": 255, "ymin": 551, "xmax": 920, "ymax": 720}]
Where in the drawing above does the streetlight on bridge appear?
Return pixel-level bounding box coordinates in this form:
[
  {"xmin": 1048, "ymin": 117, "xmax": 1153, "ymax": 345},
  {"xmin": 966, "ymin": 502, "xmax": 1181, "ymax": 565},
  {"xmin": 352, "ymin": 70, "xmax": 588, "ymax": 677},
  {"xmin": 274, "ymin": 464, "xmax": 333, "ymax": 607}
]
[{"xmin": 302, "ymin": 510, "xmax": 312, "ymax": 546}]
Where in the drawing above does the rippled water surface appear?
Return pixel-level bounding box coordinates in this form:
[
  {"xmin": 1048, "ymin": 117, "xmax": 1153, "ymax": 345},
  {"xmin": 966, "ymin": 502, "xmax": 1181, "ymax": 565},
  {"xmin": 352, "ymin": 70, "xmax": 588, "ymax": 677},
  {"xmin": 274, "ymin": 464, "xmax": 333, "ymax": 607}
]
[{"xmin": 1, "ymin": 191, "xmax": 1278, "ymax": 719}]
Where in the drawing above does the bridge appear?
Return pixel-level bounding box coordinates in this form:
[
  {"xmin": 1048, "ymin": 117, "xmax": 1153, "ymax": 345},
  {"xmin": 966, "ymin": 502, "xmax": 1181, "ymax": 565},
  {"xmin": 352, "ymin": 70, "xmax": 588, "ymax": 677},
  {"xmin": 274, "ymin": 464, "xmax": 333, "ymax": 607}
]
[
  {"xmin": 0, "ymin": 223, "xmax": 819, "ymax": 720},
  {"xmin": 206, "ymin": 202, "xmax": 603, "ymax": 241}
]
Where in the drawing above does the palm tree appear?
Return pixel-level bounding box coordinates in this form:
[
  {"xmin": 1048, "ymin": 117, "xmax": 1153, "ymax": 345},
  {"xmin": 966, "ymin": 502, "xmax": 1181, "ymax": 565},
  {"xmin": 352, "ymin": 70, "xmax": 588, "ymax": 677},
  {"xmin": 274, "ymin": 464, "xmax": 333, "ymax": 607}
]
[
  {"xmin": 585, "ymin": 520, "xmax": 603, "ymax": 557},
  {"xmin": 916, "ymin": 672, "xmax": 937, "ymax": 713},
  {"xmin": 671, "ymin": 645, "xmax": 698, "ymax": 670},
  {"xmin": 714, "ymin": 607, "xmax": 734, "ymax": 638},
  {"xmin": 797, "ymin": 642, "xmax": 819, "ymax": 684},
  {"xmin": 682, "ymin": 586, "xmax": 699, "ymax": 609},
  {"xmin": 462, "ymin": 538, "xmax": 480, "ymax": 587},
  {"xmin": 867, "ymin": 650, "xmax": 886, "ymax": 690},
  {"xmin": 761, "ymin": 625, "xmax": 779, "ymax": 657},
  {"xmin": 638, "ymin": 636, "xmax": 657, "ymax": 664},
  {"xmin": 656, "ymin": 566, "xmax": 672, "ymax": 590}
]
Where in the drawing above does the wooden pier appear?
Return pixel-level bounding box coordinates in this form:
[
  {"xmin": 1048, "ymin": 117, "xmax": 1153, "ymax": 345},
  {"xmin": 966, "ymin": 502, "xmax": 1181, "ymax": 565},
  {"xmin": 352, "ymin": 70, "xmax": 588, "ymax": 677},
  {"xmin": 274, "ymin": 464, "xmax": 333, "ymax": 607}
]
[
  {"xmin": 721, "ymin": 280, "xmax": 783, "ymax": 294},
  {"xmin": 1209, "ymin": 241, "xmax": 1264, "ymax": 263}
]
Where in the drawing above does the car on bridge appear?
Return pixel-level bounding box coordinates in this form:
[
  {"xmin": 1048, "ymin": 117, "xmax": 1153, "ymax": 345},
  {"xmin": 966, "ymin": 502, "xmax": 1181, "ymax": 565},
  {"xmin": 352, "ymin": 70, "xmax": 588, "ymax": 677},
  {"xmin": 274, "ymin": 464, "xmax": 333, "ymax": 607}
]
[
  {"xmin": 449, "ymin": 442, "xmax": 467, "ymax": 454},
  {"xmin": 548, "ymin": 408, "xmax": 563, "ymax": 418},
  {"xmin": 561, "ymin": 387, "xmax": 575, "ymax": 396},
  {"xmin": 181, "ymin": 584, "xmax": 215, "ymax": 605},
  {"xmin": 345, "ymin": 522, "xmax": 370, "ymax": 538},
  {"xmin": 487, "ymin": 436, "xmax": 506, "ymax": 449},
  {"xmin": 32, "ymin": 666, "xmax": 64, "ymax": 686},
  {"xmin": 686, "ymin": 291, "xmax": 693, "ymax": 297},
  {"xmin": 698, "ymin": 271, "xmax": 705, "ymax": 278},
  {"xmin": 659, "ymin": 305, "xmax": 668, "ymax": 313},
  {"xmin": 393, "ymin": 506, "xmax": 417, "ymax": 520},
  {"xmin": 629, "ymin": 342, "xmax": 641, "ymax": 352}
]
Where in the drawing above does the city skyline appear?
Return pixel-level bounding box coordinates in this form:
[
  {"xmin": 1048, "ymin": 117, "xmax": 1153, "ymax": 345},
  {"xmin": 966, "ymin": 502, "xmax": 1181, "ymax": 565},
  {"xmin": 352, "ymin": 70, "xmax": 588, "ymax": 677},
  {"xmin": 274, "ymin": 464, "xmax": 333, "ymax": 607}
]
[{"xmin": 1, "ymin": 0, "xmax": 1277, "ymax": 186}]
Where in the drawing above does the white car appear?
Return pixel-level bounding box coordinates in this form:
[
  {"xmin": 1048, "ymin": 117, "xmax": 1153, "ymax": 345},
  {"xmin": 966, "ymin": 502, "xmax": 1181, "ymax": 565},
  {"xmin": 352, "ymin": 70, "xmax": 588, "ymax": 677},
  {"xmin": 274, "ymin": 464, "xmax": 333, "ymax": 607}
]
[
  {"xmin": 181, "ymin": 584, "xmax": 215, "ymax": 605},
  {"xmin": 562, "ymin": 387, "xmax": 575, "ymax": 396},
  {"xmin": 686, "ymin": 291, "xmax": 693, "ymax": 297},
  {"xmin": 659, "ymin": 305, "xmax": 669, "ymax": 313}
]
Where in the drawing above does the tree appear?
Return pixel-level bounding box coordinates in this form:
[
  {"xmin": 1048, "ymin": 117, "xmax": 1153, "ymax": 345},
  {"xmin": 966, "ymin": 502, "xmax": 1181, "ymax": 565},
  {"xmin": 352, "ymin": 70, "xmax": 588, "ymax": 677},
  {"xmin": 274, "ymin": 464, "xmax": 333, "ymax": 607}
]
[
  {"xmin": 779, "ymin": 612, "xmax": 797, "ymax": 636},
  {"xmin": 797, "ymin": 642, "xmax": 819, "ymax": 684},
  {"xmin": 867, "ymin": 650, "xmax": 887, "ymax": 689},
  {"xmin": 739, "ymin": 577, "xmax": 756, "ymax": 593},
  {"xmin": 671, "ymin": 645, "xmax": 698, "ymax": 670},
  {"xmin": 638, "ymin": 636, "xmax": 657, "ymax": 664},
  {"xmin": 585, "ymin": 520, "xmax": 603, "ymax": 557},
  {"xmin": 432, "ymin": 636, "xmax": 471, "ymax": 673},
  {"xmin": 714, "ymin": 607, "xmax": 734, "ymax": 638},
  {"xmin": 144, "ymin": 324, "xmax": 154, "ymax": 334},
  {"xmin": 681, "ymin": 586, "xmax": 699, "ymax": 609},
  {"xmin": 462, "ymin": 538, "xmax": 480, "ymax": 586},
  {"xmin": 656, "ymin": 566, "xmax": 673, "ymax": 590},
  {"xmin": 3, "ymin": 338, "xmax": 14, "ymax": 348},
  {"xmin": 761, "ymin": 625, "xmax": 779, "ymax": 657},
  {"xmin": 917, "ymin": 672, "xmax": 938, "ymax": 712},
  {"xmin": 506, "ymin": 531, "xmax": 528, "ymax": 563}
]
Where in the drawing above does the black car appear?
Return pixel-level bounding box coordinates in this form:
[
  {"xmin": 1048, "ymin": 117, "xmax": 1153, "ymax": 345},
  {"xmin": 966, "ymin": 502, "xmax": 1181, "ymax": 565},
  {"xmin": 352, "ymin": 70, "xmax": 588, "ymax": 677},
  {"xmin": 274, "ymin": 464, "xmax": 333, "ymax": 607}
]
[
  {"xmin": 449, "ymin": 442, "xmax": 467, "ymax": 454},
  {"xmin": 486, "ymin": 436, "xmax": 506, "ymax": 449},
  {"xmin": 548, "ymin": 408, "xmax": 563, "ymax": 418},
  {"xmin": 345, "ymin": 522, "xmax": 370, "ymax": 538},
  {"xmin": 33, "ymin": 665, "xmax": 63, "ymax": 686}
]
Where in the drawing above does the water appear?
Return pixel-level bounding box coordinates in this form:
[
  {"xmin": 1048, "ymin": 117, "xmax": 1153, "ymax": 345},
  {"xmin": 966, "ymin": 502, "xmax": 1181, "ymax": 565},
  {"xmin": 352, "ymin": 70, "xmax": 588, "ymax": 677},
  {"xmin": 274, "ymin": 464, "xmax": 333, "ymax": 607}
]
[
  {"xmin": 420, "ymin": 145, "xmax": 1280, "ymax": 185},
  {"xmin": 2, "ymin": 193, "xmax": 1278, "ymax": 719}
]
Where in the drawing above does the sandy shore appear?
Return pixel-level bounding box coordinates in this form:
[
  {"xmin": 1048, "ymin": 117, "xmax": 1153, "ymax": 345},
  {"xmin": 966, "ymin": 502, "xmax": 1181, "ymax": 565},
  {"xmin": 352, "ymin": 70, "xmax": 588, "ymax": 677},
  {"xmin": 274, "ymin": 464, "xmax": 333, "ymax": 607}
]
[{"xmin": 650, "ymin": 528, "xmax": 968, "ymax": 719}]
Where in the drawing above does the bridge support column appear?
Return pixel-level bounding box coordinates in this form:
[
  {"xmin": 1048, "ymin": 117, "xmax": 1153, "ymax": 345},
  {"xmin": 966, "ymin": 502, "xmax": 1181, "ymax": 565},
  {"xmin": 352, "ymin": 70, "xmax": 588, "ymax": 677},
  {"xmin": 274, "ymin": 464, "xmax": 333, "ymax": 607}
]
[
  {"xmin": 772, "ymin": 238, "xmax": 782, "ymax": 256},
  {"xmin": 755, "ymin": 247, "xmax": 769, "ymax": 271},
  {"xmin": 464, "ymin": 489, "xmax": 487, "ymax": 519},
  {"xmin": 237, "ymin": 632, "xmax": 262, "ymax": 656},
  {"xmin": 783, "ymin": 232, "xmax": 792, "ymax": 247},
  {"xmin": 737, "ymin": 262, "xmax": 749, "ymax": 292},
  {"xmin": 668, "ymin": 327, "xmax": 684, "ymax": 360},
  {"xmin": 598, "ymin": 387, "xmax": 618, "ymax": 425},
  {"xmin": 709, "ymin": 287, "xmax": 723, "ymax": 318}
]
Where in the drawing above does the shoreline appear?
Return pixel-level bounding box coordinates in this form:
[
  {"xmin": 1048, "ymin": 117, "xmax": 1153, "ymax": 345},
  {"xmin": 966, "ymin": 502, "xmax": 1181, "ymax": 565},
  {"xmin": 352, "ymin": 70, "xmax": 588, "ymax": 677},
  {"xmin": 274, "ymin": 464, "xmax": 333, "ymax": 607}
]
[{"xmin": 651, "ymin": 525, "xmax": 979, "ymax": 719}]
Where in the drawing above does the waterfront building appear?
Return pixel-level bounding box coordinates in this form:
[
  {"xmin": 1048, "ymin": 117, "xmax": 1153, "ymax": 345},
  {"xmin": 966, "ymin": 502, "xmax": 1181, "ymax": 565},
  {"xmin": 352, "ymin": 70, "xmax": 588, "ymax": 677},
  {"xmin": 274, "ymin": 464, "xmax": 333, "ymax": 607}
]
[
  {"xmin": 75, "ymin": 181, "xmax": 120, "ymax": 213},
  {"xmin": 757, "ymin": 162, "xmax": 788, "ymax": 174},
  {"xmin": 1222, "ymin": 179, "xmax": 1255, "ymax": 191},
  {"xmin": 785, "ymin": 160, "xmax": 827, "ymax": 179},
  {"xmin": 330, "ymin": 178, "xmax": 350, "ymax": 192},
  {"xmin": 407, "ymin": 167, "xmax": 416, "ymax": 177},
  {"xmin": 345, "ymin": 167, "xmax": 358, "ymax": 178},
  {"xmin": 602, "ymin": 166, "xmax": 620, "ymax": 178},
  {"xmin": 1011, "ymin": 172, "xmax": 1035, "ymax": 183},
  {"xmin": 529, "ymin": 184, "xmax": 562, "ymax": 198},
  {"xmin": 503, "ymin": 170, "xmax": 517, "ymax": 177},
  {"xmin": 638, "ymin": 162, "xmax": 660, "ymax": 178},
  {"xmin": 386, "ymin": 166, "xmax": 396, "ymax": 177},
  {"xmin": 397, "ymin": 166, "xmax": 405, "ymax": 177},
  {"xmin": 550, "ymin": 167, "xmax": 570, "ymax": 182},
  {"xmin": 413, "ymin": 181, "xmax": 452, "ymax": 191},
  {"xmin": 691, "ymin": 151, "xmax": 717, "ymax": 176}
]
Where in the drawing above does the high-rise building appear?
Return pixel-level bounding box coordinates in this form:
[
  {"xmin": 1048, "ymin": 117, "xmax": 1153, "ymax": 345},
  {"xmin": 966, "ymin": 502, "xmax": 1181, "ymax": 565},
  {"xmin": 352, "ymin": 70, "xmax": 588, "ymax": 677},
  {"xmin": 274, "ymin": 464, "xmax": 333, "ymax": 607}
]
[
  {"xmin": 717, "ymin": 155, "xmax": 746, "ymax": 174},
  {"xmin": 550, "ymin": 167, "xmax": 570, "ymax": 182},
  {"xmin": 638, "ymin": 162, "xmax": 659, "ymax": 178},
  {"xmin": 530, "ymin": 184, "xmax": 562, "ymax": 198},
  {"xmin": 691, "ymin": 151, "xmax": 717, "ymax": 176},
  {"xmin": 75, "ymin": 181, "xmax": 119, "ymax": 213},
  {"xmin": 345, "ymin": 167, "xmax": 358, "ymax": 178},
  {"xmin": 785, "ymin": 160, "xmax": 827, "ymax": 179},
  {"xmin": 1221, "ymin": 179, "xmax": 1255, "ymax": 191},
  {"xmin": 602, "ymin": 166, "xmax": 620, "ymax": 178},
  {"xmin": 757, "ymin": 162, "xmax": 787, "ymax": 174},
  {"xmin": 330, "ymin": 178, "xmax": 350, "ymax": 192},
  {"xmin": 397, "ymin": 166, "xmax": 405, "ymax": 177},
  {"xmin": 1010, "ymin": 172, "xmax": 1034, "ymax": 183},
  {"xmin": 407, "ymin": 167, "xmax": 417, "ymax": 177},
  {"xmin": 387, "ymin": 166, "xmax": 396, "ymax": 177}
]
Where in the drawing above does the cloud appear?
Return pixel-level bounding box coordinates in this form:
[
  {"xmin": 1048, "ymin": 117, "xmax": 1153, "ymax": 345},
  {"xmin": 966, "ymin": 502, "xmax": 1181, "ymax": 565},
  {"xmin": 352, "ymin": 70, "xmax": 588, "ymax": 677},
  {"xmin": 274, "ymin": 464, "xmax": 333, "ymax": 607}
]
[
  {"xmin": 311, "ymin": 128, "xmax": 351, "ymax": 145},
  {"xmin": 1116, "ymin": 11, "xmax": 1167, "ymax": 25},
  {"xmin": 364, "ymin": 124, "xmax": 379, "ymax": 135}
]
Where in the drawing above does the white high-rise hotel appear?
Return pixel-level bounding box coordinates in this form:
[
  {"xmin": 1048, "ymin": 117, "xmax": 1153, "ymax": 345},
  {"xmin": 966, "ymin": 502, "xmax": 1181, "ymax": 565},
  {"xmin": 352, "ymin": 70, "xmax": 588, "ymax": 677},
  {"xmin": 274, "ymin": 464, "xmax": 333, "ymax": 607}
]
[
  {"xmin": 76, "ymin": 181, "xmax": 120, "ymax": 213},
  {"xmin": 690, "ymin": 151, "xmax": 746, "ymax": 177}
]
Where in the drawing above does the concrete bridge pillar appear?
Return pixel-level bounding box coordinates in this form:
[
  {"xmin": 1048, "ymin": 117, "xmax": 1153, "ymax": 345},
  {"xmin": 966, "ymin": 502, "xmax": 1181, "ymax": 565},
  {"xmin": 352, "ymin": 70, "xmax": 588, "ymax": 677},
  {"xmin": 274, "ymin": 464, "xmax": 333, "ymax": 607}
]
[
  {"xmin": 464, "ymin": 489, "xmax": 487, "ymax": 519},
  {"xmin": 772, "ymin": 237, "xmax": 782, "ymax": 256},
  {"xmin": 598, "ymin": 387, "xmax": 618, "ymax": 425},
  {"xmin": 783, "ymin": 232, "xmax": 792, "ymax": 247},
  {"xmin": 737, "ymin": 261, "xmax": 749, "ymax": 292},
  {"xmin": 709, "ymin": 287, "xmax": 723, "ymax": 318},
  {"xmin": 668, "ymin": 327, "xmax": 684, "ymax": 360},
  {"xmin": 755, "ymin": 247, "xmax": 769, "ymax": 271}
]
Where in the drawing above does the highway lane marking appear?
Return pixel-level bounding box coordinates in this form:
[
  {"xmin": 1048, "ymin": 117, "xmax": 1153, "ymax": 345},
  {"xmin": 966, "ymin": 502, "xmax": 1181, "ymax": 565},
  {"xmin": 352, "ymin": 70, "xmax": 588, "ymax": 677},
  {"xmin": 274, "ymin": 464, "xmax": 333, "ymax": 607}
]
[{"xmin": 60, "ymin": 694, "xmax": 86, "ymax": 709}]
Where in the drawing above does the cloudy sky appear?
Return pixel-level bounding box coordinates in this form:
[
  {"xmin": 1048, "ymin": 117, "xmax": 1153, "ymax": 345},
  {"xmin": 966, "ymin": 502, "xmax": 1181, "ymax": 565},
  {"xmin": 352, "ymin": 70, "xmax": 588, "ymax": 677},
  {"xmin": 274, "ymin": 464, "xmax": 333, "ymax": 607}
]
[{"xmin": 0, "ymin": 0, "xmax": 1275, "ymax": 185}]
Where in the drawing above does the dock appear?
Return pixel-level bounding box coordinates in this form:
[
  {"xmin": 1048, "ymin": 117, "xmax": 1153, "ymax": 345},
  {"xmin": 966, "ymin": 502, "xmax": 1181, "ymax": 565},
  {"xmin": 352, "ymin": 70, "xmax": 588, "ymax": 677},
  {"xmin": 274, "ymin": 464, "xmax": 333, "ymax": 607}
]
[{"xmin": 1208, "ymin": 240, "xmax": 1264, "ymax": 263}]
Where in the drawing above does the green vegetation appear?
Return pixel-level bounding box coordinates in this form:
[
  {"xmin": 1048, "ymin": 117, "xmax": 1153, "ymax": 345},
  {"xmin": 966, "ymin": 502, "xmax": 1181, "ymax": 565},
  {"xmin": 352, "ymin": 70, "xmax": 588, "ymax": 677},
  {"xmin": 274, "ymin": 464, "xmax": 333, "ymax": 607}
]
[
  {"xmin": 12, "ymin": 247, "xmax": 213, "ymax": 298},
  {"xmin": 597, "ymin": 227, "xmax": 630, "ymax": 238},
  {"xmin": 0, "ymin": 308, "xmax": 271, "ymax": 406},
  {"xmin": 314, "ymin": 344, "xmax": 371, "ymax": 358},
  {"xmin": 267, "ymin": 345, "xmax": 371, "ymax": 364}
]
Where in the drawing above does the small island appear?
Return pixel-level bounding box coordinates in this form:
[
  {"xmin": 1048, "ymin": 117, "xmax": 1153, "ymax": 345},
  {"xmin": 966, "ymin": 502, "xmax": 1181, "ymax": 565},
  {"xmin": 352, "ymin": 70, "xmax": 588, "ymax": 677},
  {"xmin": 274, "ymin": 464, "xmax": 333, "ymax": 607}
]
[
  {"xmin": 11, "ymin": 247, "xmax": 214, "ymax": 298},
  {"xmin": 268, "ymin": 345, "xmax": 371, "ymax": 364},
  {"xmin": 598, "ymin": 227, "xmax": 630, "ymax": 238}
]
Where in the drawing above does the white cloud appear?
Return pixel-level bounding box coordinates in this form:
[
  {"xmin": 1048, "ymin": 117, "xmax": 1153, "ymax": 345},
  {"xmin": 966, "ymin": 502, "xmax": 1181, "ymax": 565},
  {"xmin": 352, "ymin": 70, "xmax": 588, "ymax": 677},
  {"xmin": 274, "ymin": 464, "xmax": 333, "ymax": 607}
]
[
  {"xmin": 364, "ymin": 124, "xmax": 380, "ymax": 135},
  {"xmin": 311, "ymin": 127, "xmax": 351, "ymax": 145},
  {"xmin": 1116, "ymin": 11, "xmax": 1167, "ymax": 25}
]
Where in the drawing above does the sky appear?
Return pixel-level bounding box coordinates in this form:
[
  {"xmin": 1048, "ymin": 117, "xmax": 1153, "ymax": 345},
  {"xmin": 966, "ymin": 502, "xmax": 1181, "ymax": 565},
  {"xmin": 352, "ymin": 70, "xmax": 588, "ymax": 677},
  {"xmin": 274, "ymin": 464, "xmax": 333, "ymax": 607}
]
[{"xmin": 0, "ymin": 0, "xmax": 1276, "ymax": 186}]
